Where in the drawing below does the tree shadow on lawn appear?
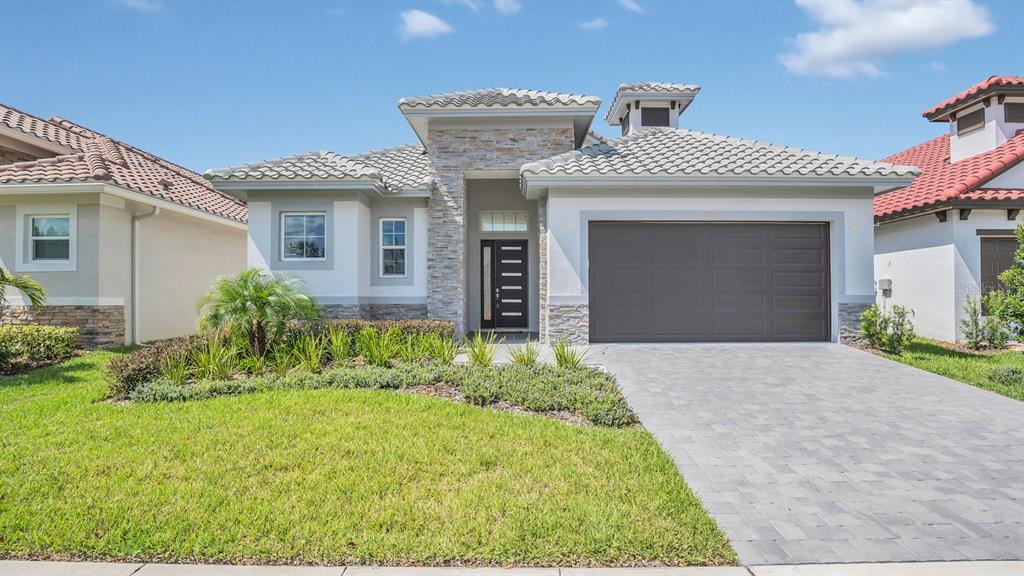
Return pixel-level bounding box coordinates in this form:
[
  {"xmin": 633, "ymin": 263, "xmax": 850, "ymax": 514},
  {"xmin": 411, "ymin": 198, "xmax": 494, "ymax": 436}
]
[{"xmin": 0, "ymin": 347, "xmax": 131, "ymax": 389}]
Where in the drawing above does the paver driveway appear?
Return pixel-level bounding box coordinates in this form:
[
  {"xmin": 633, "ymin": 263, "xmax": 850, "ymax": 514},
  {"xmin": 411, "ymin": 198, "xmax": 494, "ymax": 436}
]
[{"xmin": 590, "ymin": 343, "xmax": 1024, "ymax": 565}]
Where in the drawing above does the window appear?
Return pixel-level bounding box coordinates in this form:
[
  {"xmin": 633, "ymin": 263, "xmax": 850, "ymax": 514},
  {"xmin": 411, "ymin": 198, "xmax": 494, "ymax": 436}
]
[
  {"xmin": 30, "ymin": 215, "xmax": 70, "ymax": 261},
  {"xmin": 480, "ymin": 211, "xmax": 528, "ymax": 232},
  {"xmin": 380, "ymin": 218, "xmax": 406, "ymax": 277},
  {"xmin": 281, "ymin": 212, "xmax": 326, "ymax": 260},
  {"xmin": 1005, "ymin": 102, "xmax": 1024, "ymax": 123},
  {"xmin": 641, "ymin": 107, "xmax": 670, "ymax": 127},
  {"xmin": 956, "ymin": 108, "xmax": 985, "ymax": 136}
]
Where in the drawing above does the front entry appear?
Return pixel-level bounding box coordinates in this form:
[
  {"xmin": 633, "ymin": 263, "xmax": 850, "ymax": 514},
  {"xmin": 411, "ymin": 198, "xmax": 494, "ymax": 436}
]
[{"xmin": 480, "ymin": 239, "xmax": 528, "ymax": 329}]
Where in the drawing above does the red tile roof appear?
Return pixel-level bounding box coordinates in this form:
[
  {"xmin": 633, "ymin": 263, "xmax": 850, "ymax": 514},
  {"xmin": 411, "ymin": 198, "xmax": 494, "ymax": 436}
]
[
  {"xmin": 874, "ymin": 132, "xmax": 1024, "ymax": 219},
  {"xmin": 923, "ymin": 76, "xmax": 1024, "ymax": 121},
  {"xmin": 0, "ymin": 104, "xmax": 247, "ymax": 224}
]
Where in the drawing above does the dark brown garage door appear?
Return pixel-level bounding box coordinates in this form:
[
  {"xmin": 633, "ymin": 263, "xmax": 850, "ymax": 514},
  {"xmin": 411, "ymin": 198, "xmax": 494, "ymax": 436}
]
[{"xmin": 588, "ymin": 222, "xmax": 830, "ymax": 343}]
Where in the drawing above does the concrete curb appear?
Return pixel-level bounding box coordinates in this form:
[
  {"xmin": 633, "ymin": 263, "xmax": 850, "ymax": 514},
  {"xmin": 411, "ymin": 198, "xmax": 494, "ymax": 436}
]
[{"xmin": 3, "ymin": 560, "xmax": 1024, "ymax": 576}]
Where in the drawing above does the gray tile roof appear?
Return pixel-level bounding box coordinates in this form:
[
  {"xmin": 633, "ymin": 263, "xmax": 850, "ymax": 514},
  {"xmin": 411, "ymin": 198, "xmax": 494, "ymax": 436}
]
[
  {"xmin": 398, "ymin": 88, "xmax": 601, "ymax": 110},
  {"xmin": 616, "ymin": 82, "xmax": 701, "ymax": 93},
  {"xmin": 205, "ymin": 151, "xmax": 381, "ymax": 182},
  {"xmin": 355, "ymin": 144, "xmax": 436, "ymax": 190},
  {"xmin": 605, "ymin": 82, "xmax": 701, "ymax": 123},
  {"xmin": 521, "ymin": 128, "xmax": 922, "ymax": 180}
]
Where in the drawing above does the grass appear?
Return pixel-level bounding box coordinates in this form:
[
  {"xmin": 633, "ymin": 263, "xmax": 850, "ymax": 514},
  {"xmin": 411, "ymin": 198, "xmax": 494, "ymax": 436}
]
[
  {"xmin": 0, "ymin": 351, "xmax": 734, "ymax": 567},
  {"xmin": 882, "ymin": 338, "xmax": 1024, "ymax": 401}
]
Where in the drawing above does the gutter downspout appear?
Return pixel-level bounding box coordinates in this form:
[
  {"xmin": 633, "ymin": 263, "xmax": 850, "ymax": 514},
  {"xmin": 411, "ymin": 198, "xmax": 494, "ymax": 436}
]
[{"xmin": 131, "ymin": 206, "xmax": 160, "ymax": 344}]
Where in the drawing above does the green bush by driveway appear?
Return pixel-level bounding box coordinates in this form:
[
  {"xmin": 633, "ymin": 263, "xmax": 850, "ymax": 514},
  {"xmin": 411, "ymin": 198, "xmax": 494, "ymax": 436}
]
[{"xmin": 0, "ymin": 352, "xmax": 735, "ymax": 567}]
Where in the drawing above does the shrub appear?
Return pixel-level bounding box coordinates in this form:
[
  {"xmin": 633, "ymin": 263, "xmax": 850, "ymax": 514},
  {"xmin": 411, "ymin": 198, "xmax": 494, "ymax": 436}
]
[
  {"xmin": 107, "ymin": 336, "xmax": 201, "ymax": 398},
  {"xmin": 162, "ymin": 352, "xmax": 189, "ymax": 386},
  {"xmin": 356, "ymin": 327, "xmax": 403, "ymax": 367},
  {"xmin": 860, "ymin": 304, "xmax": 915, "ymax": 355},
  {"xmin": 292, "ymin": 333, "xmax": 326, "ymax": 373},
  {"xmin": 0, "ymin": 342, "xmax": 10, "ymax": 373},
  {"xmin": 427, "ymin": 334, "xmax": 461, "ymax": 365},
  {"xmin": 962, "ymin": 296, "xmax": 1010, "ymax": 350},
  {"xmin": 461, "ymin": 368, "xmax": 501, "ymax": 406},
  {"xmin": 508, "ymin": 337, "xmax": 540, "ymax": 366},
  {"xmin": 238, "ymin": 353, "xmax": 269, "ymax": 376},
  {"xmin": 326, "ymin": 325, "xmax": 351, "ymax": 365},
  {"xmin": 319, "ymin": 319, "xmax": 455, "ymax": 340},
  {"xmin": 269, "ymin": 345, "xmax": 299, "ymax": 377},
  {"xmin": 552, "ymin": 339, "xmax": 588, "ymax": 369},
  {"xmin": 0, "ymin": 325, "xmax": 78, "ymax": 366},
  {"xmin": 466, "ymin": 331, "xmax": 499, "ymax": 367},
  {"xmin": 399, "ymin": 333, "xmax": 432, "ymax": 364},
  {"xmin": 190, "ymin": 336, "xmax": 237, "ymax": 380},
  {"xmin": 197, "ymin": 268, "xmax": 320, "ymax": 356},
  {"xmin": 988, "ymin": 366, "xmax": 1024, "ymax": 387}
]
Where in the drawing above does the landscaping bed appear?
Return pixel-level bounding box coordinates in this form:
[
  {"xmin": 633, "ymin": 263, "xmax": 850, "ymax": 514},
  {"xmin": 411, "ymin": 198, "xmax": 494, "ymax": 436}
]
[
  {"xmin": 0, "ymin": 351, "xmax": 735, "ymax": 566},
  {"xmin": 0, "ymin": 324, "xmax": 79, "ymax": 377},
  {"xmin": 108, "ymin": 320, "xmax": 636, "ymax": 427}
]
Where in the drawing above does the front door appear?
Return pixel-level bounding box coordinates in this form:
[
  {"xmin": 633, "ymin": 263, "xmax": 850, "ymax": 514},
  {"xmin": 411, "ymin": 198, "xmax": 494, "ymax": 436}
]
[{"xmin": 481, "ymin": 239, "xmax": 528, "ymax": 329}]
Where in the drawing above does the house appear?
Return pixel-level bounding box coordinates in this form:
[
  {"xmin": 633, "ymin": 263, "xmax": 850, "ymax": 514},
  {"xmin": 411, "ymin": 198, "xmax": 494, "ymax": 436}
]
[
  {"xmin": 207, "ymin": 84, "xmax": 919, "ymax": 344},
  {"xmin": 0, "ymin": 104, "xmax": 247, "ymax": 347},
  {"xmin": 874, "ymin": 77, "xmax": 1024, "ymax": 343}
]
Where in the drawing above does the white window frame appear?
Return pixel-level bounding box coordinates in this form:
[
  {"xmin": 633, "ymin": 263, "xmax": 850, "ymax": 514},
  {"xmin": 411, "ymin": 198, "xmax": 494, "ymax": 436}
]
[
  {"xmin": 15, "ymin": 204, "xmax": 77, "ymax": 272},
  {"xmin": 280, "ymin": 211, "xmax": 327, "ymax": 262},
  {"xmin": 480, "ymin": 210, "xmax": 529, "ymax": 233},
  {"xmin": 29, "ymin": 214, "xmax": 72, "ymax": 263},
  {"xmin": 379, "ymin": 217, "xmax": 407, "ymax": 278}
]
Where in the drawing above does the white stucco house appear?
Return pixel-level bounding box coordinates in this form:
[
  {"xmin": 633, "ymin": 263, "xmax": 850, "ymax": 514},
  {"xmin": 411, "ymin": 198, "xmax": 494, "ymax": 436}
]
[
  {"xmin": 207, "ymin": 83, "xmax": 919, "ymax": 344},
  {"xmin": 874, "ymin": 76, "xmax": 1024, "ymax": 343},
  {"xmin": 0, "ymin": 104, "xmax": 247, "ymax": 346}
]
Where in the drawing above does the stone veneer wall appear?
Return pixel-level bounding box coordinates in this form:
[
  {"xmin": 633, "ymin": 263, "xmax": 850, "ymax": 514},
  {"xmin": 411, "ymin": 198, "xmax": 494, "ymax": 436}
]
[
  {"xmin": 547, "ymin": 303, "xmax": 588, "ymax": 344},
  {"xmin": 1, "ymin": 305, "xmax": 125, "ymax": 348},
  {"xmin": 320, "ymin": 304, "xmax": 427, "ymax": 321},
  {"xmin": 426, "ymin": 127, "xmax": 575, "ymax": 337},
  {"xmin": 537, "ymin": 196, "xmax": 549, "ymax": 342},
  {"xmin": 838, "ymin": 302, "xmax": 870, "ymax": 344}
]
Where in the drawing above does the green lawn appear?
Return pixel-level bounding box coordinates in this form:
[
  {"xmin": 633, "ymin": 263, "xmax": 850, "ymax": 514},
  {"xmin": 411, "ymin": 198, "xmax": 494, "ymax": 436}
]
[
  {"xmin": 883, "ymin": 338, "xmax": 1024, "ymax": 401},
  {"xmin": 0, "ymin": 351, "xmax": 734, "ymax": 567}
]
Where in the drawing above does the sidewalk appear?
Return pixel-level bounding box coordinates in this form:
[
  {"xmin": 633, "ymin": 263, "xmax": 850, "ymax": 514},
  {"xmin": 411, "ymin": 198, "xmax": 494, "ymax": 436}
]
[{"xmin": 3, "ymin": 560, "xmax": 1023, "ymax": 576}]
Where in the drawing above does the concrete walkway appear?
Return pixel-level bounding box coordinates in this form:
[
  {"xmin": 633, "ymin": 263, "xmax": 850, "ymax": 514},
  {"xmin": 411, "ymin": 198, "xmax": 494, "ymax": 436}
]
[
  {"xmin": 3, "ymin": 560, "xmax": 1024, "ymax": 576},
  {"xmin": 589, "ymin": 343, "xmax": 1024, "ymax": 566}
]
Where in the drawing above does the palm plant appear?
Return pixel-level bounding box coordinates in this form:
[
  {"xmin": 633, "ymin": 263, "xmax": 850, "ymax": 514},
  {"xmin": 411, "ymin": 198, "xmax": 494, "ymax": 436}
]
[
  {"xmin": 0, "ymin": 268, "xmax": 47, "ymax": 312},
  {"xmin": 197, "ymin": 268, "xmax": 320, "ymax": 356}
]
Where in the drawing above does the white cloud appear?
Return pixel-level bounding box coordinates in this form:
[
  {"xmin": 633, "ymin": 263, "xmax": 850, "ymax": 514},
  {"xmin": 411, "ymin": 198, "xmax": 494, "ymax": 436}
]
[
  {"xmin": 579, "ymin": 17, "xmax": 609, "ymax": 30},
  {"xmin": 780, "ymin": 0, "xmax": 994, "ymax": 78},
  {"xmin": 114, "ymin": 0, "xmax": 162, "ymax": 13},
  {"xmin": 494, "ymin": 0, "xmax": 521, "ymax": 15},
  {"xmin": 446, "ymin": 0, "xmax": 481, "ymax": 11},
  {"xmin": 399, "ymin": 9, "xmax": 454, "ymax": 40},
  {"xmin": 618, "ymin": 0, "xmax": 643, "ymax": 13}
]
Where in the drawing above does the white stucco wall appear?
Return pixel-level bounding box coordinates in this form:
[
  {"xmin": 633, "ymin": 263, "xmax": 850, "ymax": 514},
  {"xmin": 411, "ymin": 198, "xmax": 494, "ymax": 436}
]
[
  {"xmin": 545, "ymin": 187, "xmax": 876, "ymax": 343},
  {"xmin": 948, "ymin": 97, "xmax": 1024, "ymax": 163},
  {"xmin": 246, "ymin": 192, "xmax": 427, "ymax": 306},
  {"xmin": 875, "ymin": 208, "xmax": 1022, "ymax": 342}
]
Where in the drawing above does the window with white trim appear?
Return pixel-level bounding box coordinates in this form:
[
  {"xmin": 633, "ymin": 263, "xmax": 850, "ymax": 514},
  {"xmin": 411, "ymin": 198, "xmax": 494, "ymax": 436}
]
[
  {"xmin": 480, "ymin": 210, "xmax": 528, "ymax": 232},
  {"xmin": 380, "ymin": 218, "xmax": 407, "ymax": 277},
  {"xmin": 281, "ymin": 212, "xmax": 326, "ymax": 260},
  {"xmin": 30, "ymin": 215, "xmax": 71, "ymax": 261}
]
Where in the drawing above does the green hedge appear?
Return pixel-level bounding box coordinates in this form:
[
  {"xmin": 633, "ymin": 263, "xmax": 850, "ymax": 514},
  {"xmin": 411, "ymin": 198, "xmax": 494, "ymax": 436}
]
[
  {"xmin": 0, "ymin": 325, "xmax": 79, "ymax": 371},
  {"xmin": 106, "ymin": 335, "xmax": 208, "ymax": 398},
  {"xmin": 129, "ymin": 363, "xmax": 637, "ymax": 427}
]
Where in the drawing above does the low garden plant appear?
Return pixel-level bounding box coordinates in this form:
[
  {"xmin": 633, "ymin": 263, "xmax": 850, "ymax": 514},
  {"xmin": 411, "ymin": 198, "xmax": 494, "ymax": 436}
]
[
  {"xmin": 466, "ymin": 331, "xmax": 500, "ymax": 367},
  {"xmin": 860, "ymin": 303, "xmax": 916, "ymax": 355},
  {"xmin": 553, "ymin": 338, "xmax": 589, "ymax": 369},
  {"xmin": 508, "ymin": 336, "xmax": 540, "ymax": 366},
  {"xmin": 961, "ymin": 295, "xmax": 1010, "ymax": 350}
]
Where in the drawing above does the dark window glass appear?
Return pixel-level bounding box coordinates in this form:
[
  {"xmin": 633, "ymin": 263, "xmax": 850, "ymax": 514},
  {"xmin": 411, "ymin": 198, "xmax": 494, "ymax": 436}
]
[
  {"xmin": 641, "ymin": 107, "xmax": 670, "ymax": 127},
  {"xmin": 956, "ymin": 108, "xmax": 985, "ymax": 136}
]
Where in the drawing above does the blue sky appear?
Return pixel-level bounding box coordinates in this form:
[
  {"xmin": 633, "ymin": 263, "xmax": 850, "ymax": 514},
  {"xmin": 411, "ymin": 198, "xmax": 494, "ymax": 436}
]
[{"xmin": 2, "ymin": 0, "xmax": 1021, "ymax": 172}]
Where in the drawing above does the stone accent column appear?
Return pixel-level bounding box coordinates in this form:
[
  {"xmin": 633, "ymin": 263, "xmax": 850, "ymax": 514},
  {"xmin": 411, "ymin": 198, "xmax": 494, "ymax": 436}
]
[
  {"xmin": 425, "ymin": 127, "xmax": 575, "ymax": 337},
  {"xmin": 1, "ymin": 305, "xmax": 125, "ymax": 348},
  {"xmin": 838, "ymin": 302, "xmax": 870, "ymax": 344},
  {"xmin": 547, "ymin": 303, "xmax": 589, "ymax": 344}
]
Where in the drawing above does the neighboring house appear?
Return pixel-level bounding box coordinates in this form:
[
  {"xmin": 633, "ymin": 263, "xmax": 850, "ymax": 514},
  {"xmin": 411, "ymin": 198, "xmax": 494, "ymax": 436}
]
[
  {"xmin": 207, "ymin": 84, "xmax": 919, "ymax": 344},
  {"xmin": 874, "ymin": 77, "xmax": 1024, "ymax": 343},
  {"xmin": 0, "ymin": 104, "xmax": 247, "ymax": 347}
]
